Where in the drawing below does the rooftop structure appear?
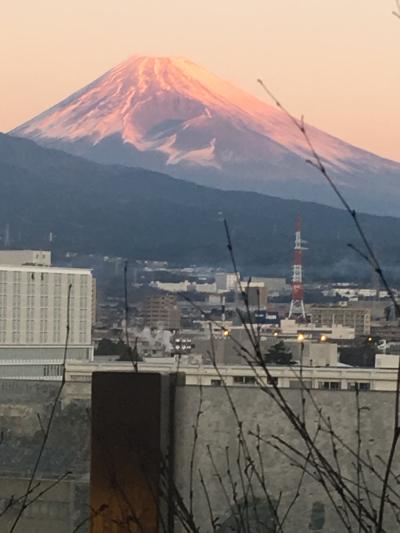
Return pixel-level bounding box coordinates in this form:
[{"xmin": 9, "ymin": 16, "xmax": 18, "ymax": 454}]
[
  {"xmin": 0, "ymin": 250, "xmax": 51, "ymax": 266},
  {"xmin": 280, "ymin": 318, "xmax": 355, "ymax": 340}
]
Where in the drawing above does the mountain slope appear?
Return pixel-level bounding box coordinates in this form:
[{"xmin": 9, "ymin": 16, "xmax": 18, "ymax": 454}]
[
  {"xmin": 1, "ymin": 133, "xmax": 400, "ymax": 280},
  {"xmin": 11, "ymin": 55, "xmax": 400, "ymax": 216}
]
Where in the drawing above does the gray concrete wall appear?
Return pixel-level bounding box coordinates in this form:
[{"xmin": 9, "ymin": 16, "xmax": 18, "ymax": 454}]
[
  {"xmin": 0, "ymin": 380, "xmax": 90, "ymax": 532},
  {"xmin": 0, "ymin": 378, "xmax": 397, "ymax": 531},
  {"xmin": 173, "ymin": 386, "xmax": 400, "ymax": 532}
]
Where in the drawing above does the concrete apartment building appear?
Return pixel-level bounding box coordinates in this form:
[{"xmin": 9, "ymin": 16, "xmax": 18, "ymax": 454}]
[
  {"xmin": 143, "ymin": 294, "xmax": 181, "ymax": 330},
  {"xmin": 0, "ymin": 251, "xmax": 94, "ymax": 361},
  {"xmin": 310, "ymin": 305, "xmax": 371, "ymax": 336}
]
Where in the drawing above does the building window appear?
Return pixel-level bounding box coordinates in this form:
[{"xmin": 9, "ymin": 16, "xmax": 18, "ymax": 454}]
[
  {"xmin": 44, "ymin": 364, "xmax": 61, "ymax": 377},
  {"xmin": 54, "ymin": 297, "xmax": 61, "ymax": 311},
  {"xmin": 210, "ymin": 379, "xmax": 222, "ymax": 387},
  {"xmin": 319, "ymin": 381, "xmax": 341, "ymax": 391},
  {"xmin": 347, "ymin": 382, "xmax": 371, "ymax": 392},
  {"xmin": 233, "ymin": 375, "xmax": 256, "ymax": 385},
  {"xmin": 53, "ymin": 326, "xmax": 61, "ymax": 344}
]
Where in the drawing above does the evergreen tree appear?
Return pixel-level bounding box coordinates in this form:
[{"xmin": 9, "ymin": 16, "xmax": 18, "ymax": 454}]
[{"xmin": 264, "ymin": 341, "xmax": 294, "ymax": 365}]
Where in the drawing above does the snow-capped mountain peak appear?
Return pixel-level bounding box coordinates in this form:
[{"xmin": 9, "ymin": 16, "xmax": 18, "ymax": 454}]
[{"xmin": 11, "ymin": 54, "xmax": 400, "ymax": 216}]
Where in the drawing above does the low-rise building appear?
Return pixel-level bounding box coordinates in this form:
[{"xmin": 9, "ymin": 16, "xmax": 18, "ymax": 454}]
[
  {"xmin": 151, "ymin": 280, "xmax": 217, "ymax": 293},
  {"xmin": 60, "ymin": 360, "xmax": 400, "ymax": 392},
  {"xmin": 280, "ymin": 318, "xmax": 355, "ymax": 341},
  {"xmin": 310, "ymin": 306, "xmax": 371, "ymax": 336},
  {"xmin": 215, "ymin": 272, "xmax": 238, "ymax": 292}
]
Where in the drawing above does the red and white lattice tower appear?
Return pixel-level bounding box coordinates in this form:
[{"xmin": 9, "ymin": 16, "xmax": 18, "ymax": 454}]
[{"xmin": 288, "ymin": 216, "xmax": 307, "ymax": 321}]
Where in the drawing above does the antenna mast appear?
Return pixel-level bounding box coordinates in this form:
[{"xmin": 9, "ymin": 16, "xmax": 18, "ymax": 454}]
[{"xmin": 288, "ymin": 216, "xmax": 306, "ymax": 321}]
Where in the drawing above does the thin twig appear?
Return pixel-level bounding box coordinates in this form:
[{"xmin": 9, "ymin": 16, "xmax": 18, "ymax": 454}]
[
  {"xmin": 123, "ymin": 259, "xmax": 138, "ymax": 371},
  {"xmin": 393, "ymin": 0, "xmax": 400, "ymax": 18},
  {"xmin": 199, "ymin": 469, "xmax": 218, "ymax": 531},
  {"xmin": 257, "ymin": 77, "xmax": 400, "ymax": 532},
  {"xmin": 189, "ymin": 383, "xmax": 203, "ymax": 515},
  {"xmin": 9, "ymin": 284, "xmax": 72, "ymax": 532}
]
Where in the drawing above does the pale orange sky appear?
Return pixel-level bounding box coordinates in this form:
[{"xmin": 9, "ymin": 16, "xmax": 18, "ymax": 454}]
[{"xmin": 1, "ymin": 0, "xmax": 400, "ymax": 161}]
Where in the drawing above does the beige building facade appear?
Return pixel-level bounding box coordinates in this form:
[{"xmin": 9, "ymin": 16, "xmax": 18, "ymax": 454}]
[{"xmin": 310, "ymin": 306, "xmax": 371, "ymax": 336}]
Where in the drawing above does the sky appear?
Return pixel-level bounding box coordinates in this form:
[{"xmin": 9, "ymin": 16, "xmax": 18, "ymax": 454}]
[{"xmin": 2, "ymin": 0, "xmax": 400, "ymax": 162}]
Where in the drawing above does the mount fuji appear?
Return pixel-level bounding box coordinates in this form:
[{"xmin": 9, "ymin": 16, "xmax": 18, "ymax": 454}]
[{"xmin": 11, "ymin": 55, "xmax": 400, "ymax": 216}]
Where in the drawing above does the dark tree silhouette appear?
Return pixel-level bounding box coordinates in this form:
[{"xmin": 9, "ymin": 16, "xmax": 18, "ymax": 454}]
[
  {"xmin": 340, "ymin": 337, "xmax": 378, "ymax": 367},
  {"xmin": 264, "ymin": 341, "xmax": 294, "ymax": 365}
]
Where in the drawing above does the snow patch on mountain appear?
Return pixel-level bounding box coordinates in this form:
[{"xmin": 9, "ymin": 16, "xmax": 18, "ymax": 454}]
[
  {"xmin": 11, "ymin": 55, "xmax": 400, "ymax": 216},
  {"xmin": 13, "ymin": 55, "xmax": 358, "ymax": 169}
]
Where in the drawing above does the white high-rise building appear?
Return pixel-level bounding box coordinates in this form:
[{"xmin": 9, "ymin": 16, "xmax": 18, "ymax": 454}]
[{"xmin": 0, "ymin": 252, "xmax": 94, "ymax": 361}]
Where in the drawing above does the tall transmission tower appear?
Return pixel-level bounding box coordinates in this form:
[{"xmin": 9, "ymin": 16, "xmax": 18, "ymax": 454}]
[{"xmin": 288, "ymin": 216, "xmax": 307, "ymax": 321}]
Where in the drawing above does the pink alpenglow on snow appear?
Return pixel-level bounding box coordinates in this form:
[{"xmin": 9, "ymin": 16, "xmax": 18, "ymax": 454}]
[{"xmin": 12, "ymin": 55, "xmax": 400, "ymax": 216}]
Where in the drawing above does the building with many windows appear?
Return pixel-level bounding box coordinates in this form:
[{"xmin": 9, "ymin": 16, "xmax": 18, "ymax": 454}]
[
  {"xmin": 309, "ymin": 306, "xmax": 371, "ymax": 336},
  {"xmin": 143, "ymin": 295, "xmax": 181, "ymax": 330},
  {"xmin": 59, "ymin": 359, "xmax": 400, "ymax": 392},
  {"xmin": 0, "ymin": 254, "xmax": 93, "ymax": 361}
]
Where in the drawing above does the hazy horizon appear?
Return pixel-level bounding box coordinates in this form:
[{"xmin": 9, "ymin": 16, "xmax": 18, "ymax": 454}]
[{"xmin": 2, "ymin": 0, "xmax": 400, "ymax": 162}]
